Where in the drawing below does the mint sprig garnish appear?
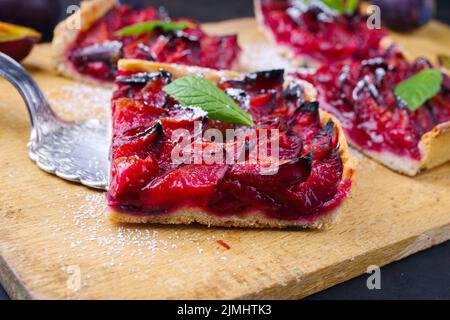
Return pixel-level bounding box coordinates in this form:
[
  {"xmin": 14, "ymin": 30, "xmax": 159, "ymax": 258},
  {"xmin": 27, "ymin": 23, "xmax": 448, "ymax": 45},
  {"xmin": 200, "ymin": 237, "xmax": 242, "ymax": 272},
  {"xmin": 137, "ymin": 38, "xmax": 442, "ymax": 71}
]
[
  {"xmin": 114, "ymin": 20, "xmax": 195, "ymax": 37},
  {"xmin": 394, "ymin": 69, "xmax": 443, "ymax": 112},
  {"xmin": 163, "ymin": 75, "xmax": 255, "ymax": 126},
  {"xmin": 320, "ymin": 0, "xmax": 359, "ymax": 14}
]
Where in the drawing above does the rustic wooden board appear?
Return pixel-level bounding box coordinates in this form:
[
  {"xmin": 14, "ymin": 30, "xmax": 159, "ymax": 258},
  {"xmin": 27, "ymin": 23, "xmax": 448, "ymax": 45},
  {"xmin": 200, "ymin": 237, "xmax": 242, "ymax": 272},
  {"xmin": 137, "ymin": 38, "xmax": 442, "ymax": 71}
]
[{"xmin": 0, "ymin": 18, "xmax": 450, "ymax": 300}]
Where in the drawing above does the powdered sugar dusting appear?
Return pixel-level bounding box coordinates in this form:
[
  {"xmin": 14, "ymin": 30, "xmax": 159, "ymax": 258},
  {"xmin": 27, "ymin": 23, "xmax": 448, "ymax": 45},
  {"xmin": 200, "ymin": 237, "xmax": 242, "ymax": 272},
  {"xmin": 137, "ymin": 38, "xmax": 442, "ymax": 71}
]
[
  {"xmin": 47, "ymin": 84, "xmax": 112, "ymax": 121},
  {"xmin": 239, "ymin": 44, "xmax": 294, "ymax": 72}
]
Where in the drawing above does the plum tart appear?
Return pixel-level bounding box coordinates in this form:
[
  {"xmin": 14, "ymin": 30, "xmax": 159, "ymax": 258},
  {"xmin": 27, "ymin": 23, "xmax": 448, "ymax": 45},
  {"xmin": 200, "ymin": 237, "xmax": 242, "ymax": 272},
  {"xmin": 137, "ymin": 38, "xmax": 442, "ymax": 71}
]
[
  {"xmin": 106, "ymin": 60, "xmax": 355, "ymax": 228},
  {"xmin": 294, "ymin": 48, "xmax": 450, "ymax": 176},
  {"xmin": 254, "ymin": 0, "xmax": 387, "ymax": 66},
  {"xmin": 52, "ymin": 0, "xmax": 240, "ymax": 85}
]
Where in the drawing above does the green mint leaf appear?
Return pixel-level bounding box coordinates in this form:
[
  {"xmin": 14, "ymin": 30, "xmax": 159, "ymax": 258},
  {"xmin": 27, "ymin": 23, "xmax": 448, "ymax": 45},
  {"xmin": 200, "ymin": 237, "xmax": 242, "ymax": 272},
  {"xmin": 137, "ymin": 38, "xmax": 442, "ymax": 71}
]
[
  {"xmin": 163, "ymin": 75, "xmax": 255, "ymax": 126},
  {"xmin": 114, "ymin": 20, "xmax": 195, "ymax": 37},
  {"xmin": 321, "ymin": 0, "xmax": 359, "ymax": 14},
  {"xmin": 394, "ymin": 69, "xmax": 443, "ymax": 112}
]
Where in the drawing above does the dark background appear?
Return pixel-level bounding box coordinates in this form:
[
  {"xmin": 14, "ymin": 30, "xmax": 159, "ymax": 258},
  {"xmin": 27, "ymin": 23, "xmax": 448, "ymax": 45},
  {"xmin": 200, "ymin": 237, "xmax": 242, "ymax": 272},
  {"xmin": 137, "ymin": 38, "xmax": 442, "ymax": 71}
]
[
  {"xmin": 1, "ymin": 0, "xmax": 449, "ymax": 300},
  {"xmin": 58, "ymin": 0, "xmax": 450, "ymax": 24}
]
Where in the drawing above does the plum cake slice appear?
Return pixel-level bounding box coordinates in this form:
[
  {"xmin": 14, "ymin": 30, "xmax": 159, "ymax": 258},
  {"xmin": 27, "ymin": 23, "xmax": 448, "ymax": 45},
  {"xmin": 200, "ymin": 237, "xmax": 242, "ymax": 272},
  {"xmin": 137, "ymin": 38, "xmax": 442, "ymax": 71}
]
[
  {"xmin": 254, "ymin": 0, "xmax": 388, "ymax": 66},
  {"xmin": 294, "ymin": 47, "xmax": 450, "ymax": 176},
  {"xmin": 106, "ymin": 60, "xmax": 355, "ymax": 228},
  {"xmin": 52, "ymin": 0, "xmax": 240, "ymax": 86}
]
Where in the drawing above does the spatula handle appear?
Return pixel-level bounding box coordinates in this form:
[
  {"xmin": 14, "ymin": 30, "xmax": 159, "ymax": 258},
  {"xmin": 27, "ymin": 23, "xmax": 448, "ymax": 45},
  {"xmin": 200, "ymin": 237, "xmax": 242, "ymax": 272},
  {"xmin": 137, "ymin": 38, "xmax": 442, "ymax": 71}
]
[{"xmin": 0, "ymin": 52, "xmax": 58, "ymax": 130}]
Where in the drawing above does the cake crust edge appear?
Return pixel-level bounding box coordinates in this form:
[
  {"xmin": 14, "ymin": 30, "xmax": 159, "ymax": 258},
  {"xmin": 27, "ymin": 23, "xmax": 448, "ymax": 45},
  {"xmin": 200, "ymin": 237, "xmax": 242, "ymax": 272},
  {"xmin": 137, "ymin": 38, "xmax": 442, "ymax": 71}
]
[{"xmin": 52, "ymin": 0, "xmax": 117, "ymax": 87}]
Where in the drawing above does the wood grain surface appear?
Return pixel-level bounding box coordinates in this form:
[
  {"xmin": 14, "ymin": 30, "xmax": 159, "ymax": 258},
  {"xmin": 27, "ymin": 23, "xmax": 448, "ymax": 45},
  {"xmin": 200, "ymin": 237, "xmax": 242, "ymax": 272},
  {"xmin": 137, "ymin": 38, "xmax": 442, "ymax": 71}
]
[{"xmin": 0, "ymin": 18, "xmax": 449, "ymax": 300}]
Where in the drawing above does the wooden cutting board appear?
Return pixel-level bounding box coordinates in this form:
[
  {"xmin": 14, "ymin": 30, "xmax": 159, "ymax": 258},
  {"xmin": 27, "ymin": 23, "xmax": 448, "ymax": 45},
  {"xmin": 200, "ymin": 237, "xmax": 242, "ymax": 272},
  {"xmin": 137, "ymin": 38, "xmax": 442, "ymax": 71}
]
[{"xmin": 0, "ymin": 18, "xmax": 449, "ymax": 300}]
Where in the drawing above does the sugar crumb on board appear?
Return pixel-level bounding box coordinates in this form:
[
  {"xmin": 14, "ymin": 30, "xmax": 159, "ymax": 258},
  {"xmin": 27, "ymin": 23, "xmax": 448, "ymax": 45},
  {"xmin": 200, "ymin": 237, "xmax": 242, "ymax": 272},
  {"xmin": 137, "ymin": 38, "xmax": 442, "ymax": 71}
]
[{"xmin": 46, "ymin": 84, "xmax": 112, "ymax": 121}]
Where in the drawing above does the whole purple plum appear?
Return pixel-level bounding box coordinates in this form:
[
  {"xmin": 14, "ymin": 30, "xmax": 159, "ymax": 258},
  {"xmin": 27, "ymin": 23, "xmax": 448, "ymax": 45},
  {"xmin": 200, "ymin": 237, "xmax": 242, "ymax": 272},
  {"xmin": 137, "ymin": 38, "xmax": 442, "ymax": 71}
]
[{"xmin": 372, "ymin": 0, "xmax": 436, "ymax": 31}]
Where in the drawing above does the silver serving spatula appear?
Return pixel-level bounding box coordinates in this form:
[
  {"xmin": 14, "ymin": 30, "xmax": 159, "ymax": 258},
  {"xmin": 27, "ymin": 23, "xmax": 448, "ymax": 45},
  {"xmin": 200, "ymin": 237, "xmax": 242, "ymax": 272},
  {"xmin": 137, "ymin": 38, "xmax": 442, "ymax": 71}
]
[{"xmin": 0, "ymin": 52, "xmax": 109, "ymax": 190}]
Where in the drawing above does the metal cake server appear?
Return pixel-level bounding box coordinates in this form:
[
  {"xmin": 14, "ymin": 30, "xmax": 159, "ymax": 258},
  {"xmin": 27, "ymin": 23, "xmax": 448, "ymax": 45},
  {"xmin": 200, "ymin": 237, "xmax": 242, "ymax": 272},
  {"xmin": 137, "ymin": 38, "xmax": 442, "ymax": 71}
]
[{"xmin": 0, "ymin": 52, "xmax": 109, "ymax": 190}]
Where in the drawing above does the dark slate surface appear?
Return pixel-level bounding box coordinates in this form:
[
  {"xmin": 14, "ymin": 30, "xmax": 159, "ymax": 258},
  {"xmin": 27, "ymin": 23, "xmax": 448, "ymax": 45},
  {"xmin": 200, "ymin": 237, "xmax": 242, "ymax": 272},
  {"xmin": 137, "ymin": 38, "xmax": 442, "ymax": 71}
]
[
  {"xmin": 0, "ymin": 0, "xmax": 449, "ymax": 300},
  {"xmin": 59, "ymin": 0, "xmax": 450, "ymax": 24}
]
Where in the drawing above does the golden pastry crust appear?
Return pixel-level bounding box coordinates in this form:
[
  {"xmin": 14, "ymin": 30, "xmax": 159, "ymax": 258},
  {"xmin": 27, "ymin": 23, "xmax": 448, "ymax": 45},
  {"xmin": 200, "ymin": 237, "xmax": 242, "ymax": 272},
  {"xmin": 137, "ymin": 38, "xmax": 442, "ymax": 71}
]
[
  {"xmin": 107, "ymin": 60, "xmax": 356, "ymax": 228},
  {"xmin": 52, "ymin": 0, "xmax": 117, "ymax": 87}
]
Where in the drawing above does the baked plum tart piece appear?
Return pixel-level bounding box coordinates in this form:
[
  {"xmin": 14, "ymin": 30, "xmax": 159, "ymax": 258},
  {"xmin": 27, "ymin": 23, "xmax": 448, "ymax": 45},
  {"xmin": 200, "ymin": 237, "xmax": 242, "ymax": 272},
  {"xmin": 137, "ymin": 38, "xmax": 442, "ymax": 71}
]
[
  {"xmin": 254, "ymin": 0, "xmax": 387, "ymax": 66},
  {"xmin": 52, "ymin": 0, "xmax": 240, "ymax": 85},
  {"xmin": 294, "ymin": 48, "xmax": 450, "ymax": 176},
  {"xmin": 107, "ymin": 60, "xmax": 355, "ymax": 228}
]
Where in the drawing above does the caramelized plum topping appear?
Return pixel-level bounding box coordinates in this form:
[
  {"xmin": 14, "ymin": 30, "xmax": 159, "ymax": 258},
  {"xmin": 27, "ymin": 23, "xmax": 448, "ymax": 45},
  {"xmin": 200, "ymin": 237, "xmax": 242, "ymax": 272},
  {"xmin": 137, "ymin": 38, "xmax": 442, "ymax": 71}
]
[
  {"xmin": 288, "ymin": 101, "xmax": 321, "ymax": 142},
  {"xmin": 294, "ymin": 49, "xmax": 450, "ymax": 160},
  {"xmin": 117, "ymin": 71, "xmax": 172, "ymax": 84},
  {"xmin": 303, "ymin": 120, "xmax": 339, "ymax": 160},
  {"xmin": 109, "ymin": 155, "xmax": 159, "ymax": 204}
]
